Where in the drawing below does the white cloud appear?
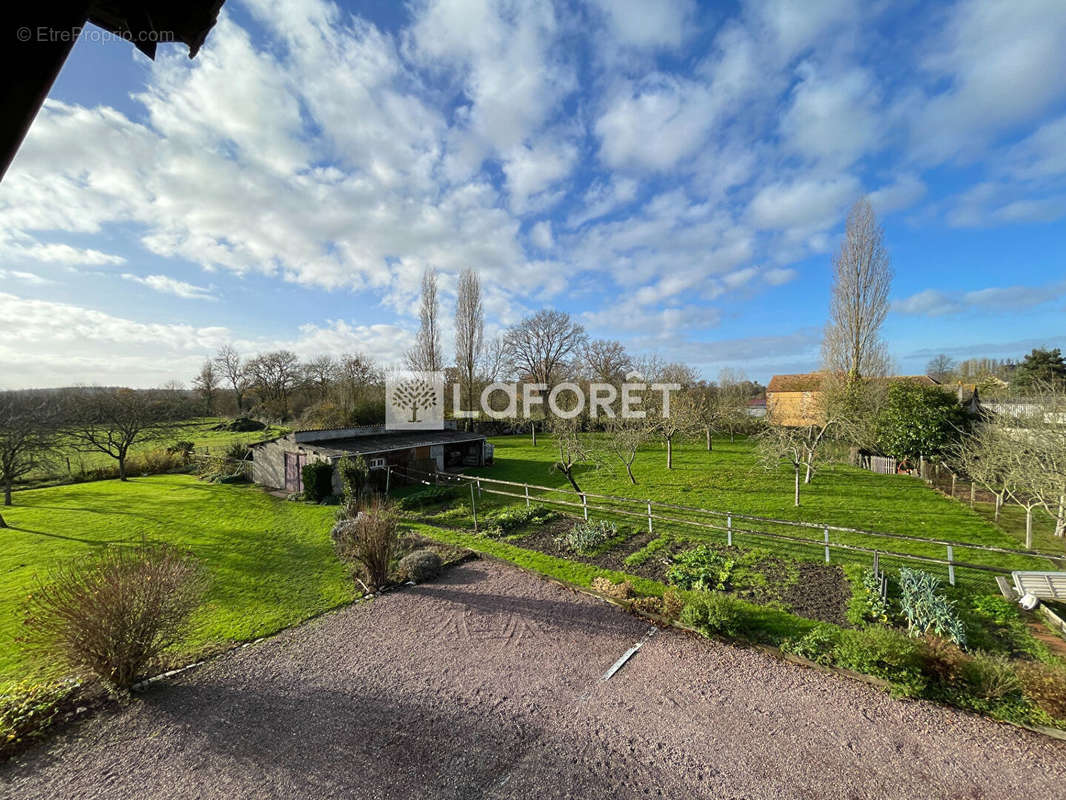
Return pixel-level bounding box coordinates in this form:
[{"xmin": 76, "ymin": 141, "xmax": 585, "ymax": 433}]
[
  {"xmin": 596, "ymin": 75, "xmax": 720, "ymax": 171},
  {"xmin": 530, "ymin": 220, "xmax": 554, "ymax": 250},
  {"xmin": 121, "ymin": 273, "xmax": 216, "ymax": 301},
  {"xmin": 907, "ymin": 0, "xmax": 1066, "ymax": 163},
  {"xmin": 763, "ymin": 267, "xmax": 798, "ymax": 286},
  {"xmin": 0, "ymin": 269, "xmax": 52, "ymax": 285},
  {"xmin": 894, "ymin": 280, "xmax": 1066, "ymax": 316},
  {"xmin": 566, "ymin": 177, "xmax": 639, "ymax": 228},
  {"xmin": 1003, "ymin": 115, "xmax": 1066, "ymax": 180},
  {"xmin": 747, "ymin": 175, "xmax": 860, "ymax": 231},
  {"xmin": 780, "ymin": 64, "xmax": 881, "ymax": 166},
  {"xmin": 868, "ymin": 174, "xmax": 927, "ymax": 216},
  {"xmin": 587, "ymin": 0, "xmax": 695, "ymax": 50}
]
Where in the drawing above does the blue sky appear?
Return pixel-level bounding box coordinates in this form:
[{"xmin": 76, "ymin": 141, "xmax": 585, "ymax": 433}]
[{"xmin": 1, "ymin": 0, "xmax": 1064, "ymax": 389}]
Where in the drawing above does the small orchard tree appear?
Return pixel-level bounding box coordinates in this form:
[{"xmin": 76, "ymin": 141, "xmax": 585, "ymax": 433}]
[
  {"xmin": 603, "ymin": 414, "xmax": 652, "ymax": 484},
  {"xmin": 546, "ymin": 414, "xmax": 595, "ymax": 493},
  {"xmin": 0, "ymin": 392, "xmax": 57, "ymax": 517},
  {"xmin": 64, "ymin": 388, "xmax": 186, "ymax": 481},
  {"xmin": 874, "ymin": 382, "xmax": 970, "ymax": 468},
  {"xmin": 757, "ymin": 426, "xmax": 806, "ymax": 506}
]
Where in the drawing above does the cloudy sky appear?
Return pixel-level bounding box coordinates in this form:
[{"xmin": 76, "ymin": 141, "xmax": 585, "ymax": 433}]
[{"xmin": 2, "ymin": 0, "xmax": 1064, "ymax": 389}]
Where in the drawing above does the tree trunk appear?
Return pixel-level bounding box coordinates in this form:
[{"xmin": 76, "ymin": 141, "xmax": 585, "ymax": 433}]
[
  {"xmin": 794, "ymin": 465, "xmax": 801, "ymax": 507},
  {"xmin": 118, "ymin": 454, "xmax": 128, "ymax": 482},
  {"xmin": 1056, "ymin": 495, "xmax": 1065, "ymax": 538},
  {"xmin": 1025, "ymin": 506, "xmax": 1033, "ymax": 549},
  {"xmin": 804, "ymin": 461, "xmax": 813, "ymax": 484},
  {"xmin": 705, "ymin": 426, "xmax": 712, "ymax": 451},
  {"xmin": 666, "ymin": 436, "xmax": 673, "ymax": 469},
  {"xmin": 3, "ymin": 481, "xmax": 11, "ymax": 506},
  {"xmin": 625, "ymin": 463, "xmax": 637, "ymax": 485},
  {"xmin": 950, "ymin": 473, "xmax": 956, "ymax": 498},
  {"xmin": 994, "ymin": 492, "xmax": 1002, "ymax": 522},
  {"xmin": 729, "ymin": 430, "xmax": 735, "ymax": 443},
  {"xmin": 969, "ymin": 482, "xmax": 975, "ymax": 508},
  {"xmin": 531, "ymin": 421, "xmax": 536, "ymax": 446},
  {"xmin": 0, "ymin": 511, "xmax": 6, "ymax": 528},
  {"xmin": 562, "ymin": 467, "xmax": 581, "ymax": 494}
]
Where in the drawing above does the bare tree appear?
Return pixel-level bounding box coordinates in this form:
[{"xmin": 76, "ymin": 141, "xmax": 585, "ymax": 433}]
[
  {"xmin": 504, "ymin": 310, "xmax": 587, "ymax": 388},
  {"xmin": 334, "ymin": 353, "xmax": 381, "ymax": 418},
  {"xmin": 756, "ymin": 424, "xmax": 833, "ymax": 506},
  {"xmin": 547, "ymin": 414, "xmax": 595, "ymax": 493},
  {"xmin": 304, "ymin": 355, "xmax": 338, "ymax": 399},
  {"xmin": 603, "ymin": 415, "xmax": 652, "ymax": 484},
  {"xmin": 583, "ymin": 339, "xmax": 631, "ymax": 383},
  {"xmin": 64, "ymin": 388, "xmax": 184, "ymax": 481},
  {"xmin": 406, "ymin": 267, "xmax": 443, "ymax": 373},
  {"xmin": 192, "ymin": 360, "xmax": 220, "ymax": 416},
  {"xmin": 716, "ymin": 370, "xmax": 752, "ymax": 443},
  {"xmin": 454, "ymin": 268, "xmax": 484, "ymax": 426},
  {"xmin": 822, "ymin": 198, "xmax": 893, "ymax": 380},
  {"xmin": 481, "ymin": 335, "xmax": 507, "ymax": 382},
  {"xmin": 926, "ymin": 354, "xmax": 956, "ymax": 383},
  {"xmin": 245, "ymin": 350, "xmax": 302, "ymax": 420},
  {"xmin": 0, "ymin": 392, "xmax": 57, "ymax": 518},
  {"xmin": 213, "ymin": 345, "xmax": 249, "ymax": 413}
]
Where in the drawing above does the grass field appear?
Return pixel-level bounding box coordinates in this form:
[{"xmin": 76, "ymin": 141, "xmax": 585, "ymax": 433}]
[
  {"xmin": 32, "ymin": 418, "xmax": 289, "ymax": 482},
  {"xmin": 448, "ymin": 434, "xmax": 1061, "ymax": 589},
  {"xmin": 0, "ymin": 475, "xmax": 349, "ymax": 686}
]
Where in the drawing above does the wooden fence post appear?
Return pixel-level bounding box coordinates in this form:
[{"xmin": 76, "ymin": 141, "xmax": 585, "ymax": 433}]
[
  {"xmin": 647, "ymin": 501, "xmax": 653, "ymax": 534},
  {"xmin": 477, "ymin": 478, "xmax": 482, "ymax": 499},
  {"xmin": 824, "ymin": 527, "xmax": 830, "ymax": 563},
  {"xmin": 470, "ymin": 482, "xmax": 478, "ymax": 533},
  {"xmin": 727, "ymin": 515, "xmax": 733, "ymax": 547},
  {"xmin": 525, "ymin": 484, "xmax": 530, "ymax": 508},
  {"xmin": 947, "ymin": 545, "xmax": 955, "ymax": 586},
  {"xmin": 582, "ymin": 493, "xmax": 588, "ymax": 521},
  {"xmin": 385, "ymin": 466, "xmax": 391, "ymax": 495}
]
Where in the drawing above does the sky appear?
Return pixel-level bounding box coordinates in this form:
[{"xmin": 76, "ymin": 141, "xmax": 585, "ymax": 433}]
[{"xmin": 1, "ymin": 0, "xmax": 1064, "ymax": 390}]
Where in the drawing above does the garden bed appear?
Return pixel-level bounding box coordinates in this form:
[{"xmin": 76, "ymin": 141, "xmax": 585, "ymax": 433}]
[{"xmin": 502, "ymin": 516, "xmax": 851, "ymax": 626}]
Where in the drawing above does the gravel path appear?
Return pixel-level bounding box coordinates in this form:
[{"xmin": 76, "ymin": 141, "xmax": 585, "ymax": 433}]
[{"xmin": 4, "ymin": 558, "xmax": 1065, "ymax": 799}]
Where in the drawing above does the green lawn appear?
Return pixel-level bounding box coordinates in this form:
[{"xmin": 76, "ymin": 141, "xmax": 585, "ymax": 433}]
[
  {"xmin": 453, "ymin": 434, "xmax": 1060, "ymax": 589},
  {"xmin": 0, "ymin": 475, "xmax": 350, "ymax": 686},
  {"xmin": 35, "ymin": 418, "xmax": 289, "ymax": 482}
]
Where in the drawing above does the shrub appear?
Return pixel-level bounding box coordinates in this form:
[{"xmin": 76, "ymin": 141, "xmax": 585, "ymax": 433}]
[
  {"xmin": 397, "ymin": 486, "xmax": 458, "ymax": 511},
  {"xmin": 398, "ymin": 549, "xmax": 443, "ymax": 583},
  {"xmin": 966, "ymin": 595, "xmax": 1048, "ymax": 660},
  {"xmin": 485, "ymin": 505, "xmax": 558, "ymax": 536},
  {"xmin": 833, "ymin": 626, "xmax": 926, "ymax": 697},
  {"xmin": 919, "ymin": 635, "xmax": 969, "ymax": 685},
  {"xmin": 667, "ymin": 546, "xmax": 735, "ymax": 592},
  {"xmin": 960, "ymin": 654, "xmax": 1023, "ymax": 702},
  {"xmin": 166, "ymin": 441, "xmax": 196, "ymax": 463},
  {"xmin": 591, "ymin": 576, "xmax": 632, "ymax": 600},
  {"xmin": 782, "ymin": 623, "xmax": 841, "ymax": 665},
  {"xmin": 555, "ymin": 519, "xmax": 617, "ymax": 555},
  {"xmin": 302, "ymin": 461, "xmax": 335, "ymax": 502},
  {"xmin": 337, "ymin": 455, "xmax": 371, "ymax": 502},
  {"xmin": 680, "ymin": 592, "xmax": 744, "ymax": 637},
  {"xmin": 331, "ymin": 498, "xmax": 399, "ymax": 590},
  {"xmin": 19, "ymin": 545, "xmax": 207, "ymax": 690},
  {"xmin": 660, "ymin": 589, "xmax": 684, "ymax": 621},
  {"xmin": 846, "ymin": 566, "xmax": 891, "ymax": 627},
  {"xmin": 0, "ymin": 680, "xmax": 81, "ymax": 759},
  {"xmin": 898, "ymin": 568, "xmax": 966, "ymax": 647},
  {"xmin": 224, "ymin": 442, "xmax": 250, "ymax": 462},
  {"xmin": 1016, "ymin": 661, "xmax": 1066, "ymax": 719}
]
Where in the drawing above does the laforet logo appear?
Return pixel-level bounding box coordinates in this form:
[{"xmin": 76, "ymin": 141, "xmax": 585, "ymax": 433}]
[{"xmin": 386, "ymin": 371, "xmax": 445, "ymax": 430}]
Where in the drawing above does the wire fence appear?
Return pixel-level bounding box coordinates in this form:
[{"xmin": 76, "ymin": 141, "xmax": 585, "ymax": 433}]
[{"xmin": 391, "ymin": 465, "xmax": 1065, "ymax": 588}]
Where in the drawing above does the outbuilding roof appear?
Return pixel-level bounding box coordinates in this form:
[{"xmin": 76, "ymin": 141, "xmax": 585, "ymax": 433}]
[
  {"xmin": 250, "ymin": 429, "xmax": 486, "ymax": 457},
  {"xmin": 767, "ymin": 372, "xmax": 941, "ymax": 393}
]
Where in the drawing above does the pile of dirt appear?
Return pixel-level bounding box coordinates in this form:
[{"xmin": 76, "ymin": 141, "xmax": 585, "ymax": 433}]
[{"xmin": 212, "ymin": 417, "xmax": 267, "ymax": 432}]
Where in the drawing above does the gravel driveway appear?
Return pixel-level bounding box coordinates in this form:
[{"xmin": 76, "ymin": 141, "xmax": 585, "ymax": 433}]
[{"xmin": 4, "ymin": 558, "xmax": 1066, "ymax": 799}]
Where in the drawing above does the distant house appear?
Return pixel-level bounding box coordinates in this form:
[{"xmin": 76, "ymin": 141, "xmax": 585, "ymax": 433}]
[
  {"xmin": 746, "ymin": 395, "xmax": 767, "ymax": 418},
  {"xmin": 766, "ymin": 372, "xmax": 976, "ymax": 427},
  {"xmin": 249, "ymin": 423, "xmax": 490, "ymax": 494}
]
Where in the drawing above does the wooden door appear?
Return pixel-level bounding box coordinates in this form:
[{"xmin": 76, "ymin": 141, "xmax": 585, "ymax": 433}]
[{"xmin": 284, "ymin": 452, "xmax": 307, "ymax": 492}]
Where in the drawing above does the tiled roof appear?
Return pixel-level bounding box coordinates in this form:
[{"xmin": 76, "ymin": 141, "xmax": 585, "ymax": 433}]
[{"xmin": 766, "ymin": 373, "xmax": 824, "ymax": 393}]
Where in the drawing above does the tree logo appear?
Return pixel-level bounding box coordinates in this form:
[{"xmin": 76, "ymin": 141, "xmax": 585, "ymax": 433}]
[{"xmin": 386, "ymin": 371, "xmax": 444, "ymax": 430}]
